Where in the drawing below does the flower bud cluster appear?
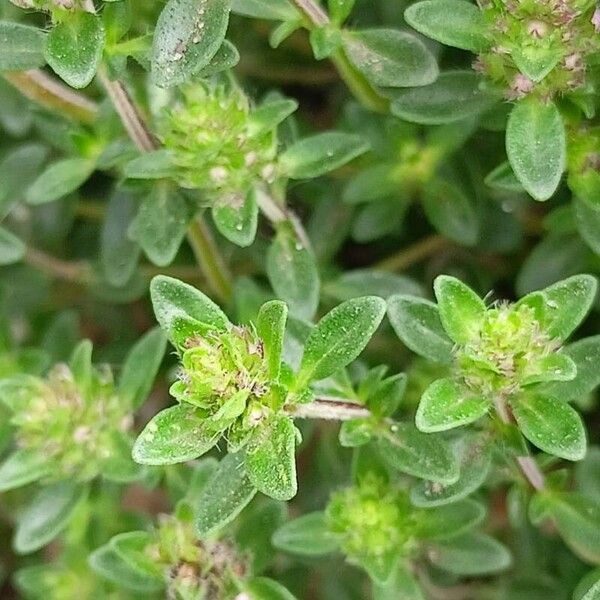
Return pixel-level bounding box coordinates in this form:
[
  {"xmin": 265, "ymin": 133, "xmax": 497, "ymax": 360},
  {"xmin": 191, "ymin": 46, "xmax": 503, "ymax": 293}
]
[
  {"xmin": 457, "ymin": 303, "xmax": 559, "ymax": 397},
  {"xmin": 476, "ymin": 0, "xmax": 600, "ymax": 100},
  {"xmin": 161, "ymin": 84, "xmax": 278, "ymax": 202},
  {"xmin": 171, "ymin": 326, "xmax": 281, "ymax": 449},
  {"xmin": 326, "ymin": 475, "xmax": 416, "ymax": 563},
  {"xmin": 147, "ymin": 512, "xmax": 248, "ymax": 600},
  {"xmin": 10, "ymin": 363, "xmax": 132, "ymax": 481}
]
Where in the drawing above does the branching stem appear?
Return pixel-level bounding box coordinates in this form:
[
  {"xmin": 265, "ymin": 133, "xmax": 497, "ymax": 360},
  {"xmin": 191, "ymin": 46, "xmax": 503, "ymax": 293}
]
[
  {"xmin": 288, "ymin": 397, "xmax": 370, "ymax": 421},
  {"xmin": 376, "ymin": 234, "xmax": 449, "ymax": 272}
]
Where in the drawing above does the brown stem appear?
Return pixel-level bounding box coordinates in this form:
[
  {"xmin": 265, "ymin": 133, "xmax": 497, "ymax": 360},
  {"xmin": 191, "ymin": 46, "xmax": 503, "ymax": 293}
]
[
  {"xmin": 24, "ymin": 248, "xmax": 90, "ymax": 283},
  {"xmin": 291, "ymin": 0, "xmax": 329, "ymax": 26},
  {"xmin": 376, "ymin": 235, "xmax": 449, "ymax": 272},
  {"xmin": 287, "ymin": 397, "xmax": 370, "ymax": 421},
  {"xmin": 2, "ymin": 70, "xmax": 98, "ymax": 124}
]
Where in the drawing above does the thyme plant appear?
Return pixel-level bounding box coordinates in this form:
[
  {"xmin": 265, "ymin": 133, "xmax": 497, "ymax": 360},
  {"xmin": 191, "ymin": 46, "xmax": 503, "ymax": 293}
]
[{"xmin": 0, "ymin": 0, "xmax": 600, "ymax": 599}]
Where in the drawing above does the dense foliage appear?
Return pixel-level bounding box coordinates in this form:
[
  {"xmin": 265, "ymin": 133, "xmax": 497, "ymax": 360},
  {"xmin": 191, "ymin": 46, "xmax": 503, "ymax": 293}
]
[{"xmin": 1, "ymin": 0, "xmax": 600, "ymax": 598}]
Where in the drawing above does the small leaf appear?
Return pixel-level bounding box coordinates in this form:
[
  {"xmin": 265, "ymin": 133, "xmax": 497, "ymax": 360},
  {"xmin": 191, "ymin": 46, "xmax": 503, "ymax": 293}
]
[
  {"xmin": 212, "ymin": 188, "xmax": 258, "ymax": 247},
  {"xmin": 484, "ymin": 161, "xmax": 525, "ymax": 192},
  {"xmin": 404, "ymin": 0, "xmax": 490, "ymax": 52},
  {"xmin": 150, "ymin": 275, "xmax": 230, "ymax": 343},
  {"xmin": 196, "ymin": 452, "xmax": 257, "ymax": 536},
  {"xmin": 411, "ymin": 433, "xmax": 492, "ymax": 507},
  {"xmin": 422, "ymin": 177, "xmax": 479, "ymax": 246},
  {"xmin": 231, "ymin": 0, "xmax": 298, "ymax": 21},
  {"xmin": 506, "ymin": 98, "xmax": 566, "ymax": 201},
  {"xmin": 542, "ymin": 492, "xmax": 600, "ymax": 564},
  {"xmin": 245, "ymin": 417, "xmax": 298, "ymax": 501},
  {"xmin": 110, "ymin": 531, "xmax": 163, "ymax": 581},
  {"xmin": 244, "ymin": 577, "xmax": 298, "ymax": 600},
  {"xmin": 197, "ymin": 39, "xmax": 240, "ymax": 76},
  {"xmin": 69, "ymin": 339, "xmax": 93, "ymax": 396},
  {"xmin": 280, "ymin": 132, "xmax": 369, "ymax": 179},
  {"xmin": 427, "ymin": 532, "xmax": 512, "ymax": 575},
  {"xmin": 26, "ymin": 158, "xmax": 95, "ymax": 205},
  {"xmin": 433, "ymin": 275, "xmax": 486, "ymax": 344},
  {"xmin": 0, "ymin": 449, "xmax": 49, "ymax": 492},
  {"xmin": 272, "ymin": 512, "xmax": 340, "ymax": 556},
  {"xmin": 339, "ymin": 418, "xmax": 375, "ymax": 447},
  {"xmin": 14, "ymin": 482, "xmax": 86, "ymax": 554},
  {"xmin": 377, "ymin": 422, "xmax": 459, "ymax": 484},
  {"xmin": 367, "ymin": 373, "xmax": 407, "ymax": 417},
  {"xmin": 118, "ymin": 327, "xmax": 167, "ymax": 409},
  {"xmin": 417, "ymin": 378, "xmax": 489, "ymax": 433},
  {"xmin": 0, "ymin": 227, "xmax": 25, "ymax": 266},
  {"xmin": 257, "ymin": 300, "xmax": 288, "ymax": 379},
  {"xmin": 326, "ymin": 270, "xmax": 423, "ymax": 302},
  {"xmin": 511, "ymin": 393, "xmax": 586, "ymax": 461},
  {"xmin": 247, "ymin": 99, "xmax": 298, "ymax": 136},
  {"xmin": 89, "ymin": 544, "xmax": 164, "ymax": 592},
  {"xmin": 132, "ymin": 404, "xmax": 220, "ymax": 465},
  {"xmin": 129, "ymin": 185, "xmax": 189, "ymax": 267},
  {"xmin": 45, "ymin": 12, "xmax": 105, "ymax": 89},
  {"xmin": 373, "ymin": 563, "xmax": 424, "ymax": 600},
  {"xmin": 579, "ymin": 576, "xmax": 600, "ymax": 600},
  {"xmin": 416, "ymin": 499, "xmax": 485, "ymax": 540},
  {"xmin": 152, "ymin": 0, "xmax": 231, "ymax": 87},
  {"xmin": 100, "ymin": 187, "xmax": 141, "ymax": 287},
  {"xmin": 390, "ymin": 71, "xmax": 497, "ymax": 124},
  {"xmin": 541, "ymin": 274, "xmax": 597, "ymax": 340},
  {"xmin": 266, "ymin": 222, "xmax": 320, "ymax": 321},
  {"xmin": 342, "ymin": 28, "xmax": 438, "ymax": 88},
  {"xmin": 0, "ymin": 21, "xmax": 46, "ymax": 70},
  {"xmin": 124, "ymin": 150, "xmax": 178, "ymax": 179},
  {"xmin": 548, "ymin": 336, "xmax": 600, "ymax": 402},
  {"xmin": 522, "ymin": 353, "xmax": 577, "ymax": 386},
  {"xmin": 298, "ymin": 296, "xmax": 386, "ymax": 385},
  {"xmin": 387, "ymin": 295, "xmax": 453, "ymax": 364}
]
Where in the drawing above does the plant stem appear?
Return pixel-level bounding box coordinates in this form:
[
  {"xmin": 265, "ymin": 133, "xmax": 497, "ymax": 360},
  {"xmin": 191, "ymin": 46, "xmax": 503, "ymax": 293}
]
[
  {"xmin": 290, "ymin": 0, "xmax": 388, "ymax": 112},
  {"xmin": 187, "ymin": 217, "xmax": 234, "ymax": 303},
  {"xmin": 288, "ymin": 397, "xmax": 370, "ymax": 421},
  {"xmin": 2, "ymin": 70, "xmax": 98, "ymax": 124},
  {"xmin": 376, "ymin": 234, "xmax": 449, "ymax": 272},
  {"xmin": 24, "ymin": 248, "xmax": 91, "ymax": 283}
]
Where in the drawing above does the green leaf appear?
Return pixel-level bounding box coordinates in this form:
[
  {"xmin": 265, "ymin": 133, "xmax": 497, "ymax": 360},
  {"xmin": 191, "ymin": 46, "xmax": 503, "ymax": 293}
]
[
  {"xmin": 484, "ymin": 161, "xmax": 525, "ymax": 192},
  {"xmin": 266, "ymin": 222, "xmax": 320, "ymax": 321},
  {"xmin": 69, "ymin": 339, "xmax": 93, "ymax": 396},
  {"xmin": 404, "ymin": 0, "xmax": 490, "ymax": 52},
  {"xmin": 0, "ymin": 449, "xmax": 48, "ymax": 492},
  {"xmin": 280, "ymin": 132, "xmax": 369, "ymax": 179},
  {"xmin": 26, "ymin": 157, "xmax": 94, "ymax": 205},
  {"xmin": 548, "ymin": 336, "xmax": 600, "ymax": 402},
  {"xmin": 247, "ymin": 99, "xmax": 298, "ymax": 136},
  {"xmin": 298, "ymin": 296, "xmax": 386, "ymax": 385},
  {"xmin": 0, "ymin": 227, "xmax": 25, "ymax": 266},
  {"xmin": 272, "ymin": 512, "xmax": 340, "ymax": 556},
  {"xmin": 511, "ymin": 393, "xmax": 586, "ymax": 461},
  {"xmin": 579, "ymin": 576, "xmax": 600, "ymax": 600},
  {"xmin": 129, "ymin": 184, "xmax": 189, "ymax": 267},
  {"xmin": 14, "ymin": 481, "xmax": 86, "ymax": 554},
  {"xmin": 100, "ymin": 187, "xmax": 141, "ymax": 287},
  {"xmin": 151, "ymin": 0, "xmax": 231, "ymax": 87},
  {"xmin": 342, "ymin": 28, "xmax": 438, "ymax": 88},
  {"xmin": 522, "ymin": 353, "xmax": 577, "ymax": 386},
  {"xmin": 110, "ymin": 531, "xmax": 163, "ymax": 581},
  {"xmin": 427, "ymin": 532, "xmax": 512, "ymax": 575},
  {"xmin": 244, "ymin": 577, "xmax": 298, "ymax": 600},
  {"xmin": 377, "ymin": 422, "xmax": 459, "ymax": 484},
  {"xmin": 506, "ymin": 99, "xmax": 566, "ymax": 201},
  {"xmin": 367, "ymin": 373, "xmax": 407, "ymax": 417},
  {"xmin": 326, "ymin": 270, "xmax": 423, "ymax": 302},
  {"xmin": 89, "ymin": 544, "xmax": 164, "ymax": 592},
  {"xmin": 540, "ymin": 274, "xmax": 597, "ymax": 340},
  {"xmin": 373, "ymin": 563, "xmax": 424, "ymax": 600},
  {"xmin": 416, "ymin": 499, "xmax": 485, "ymax": 540},
  {"xmin": 257, "ymin": 300, "xmax": 288, "ymax": 379},
  {"xmin": 212, "ymin": 188, "xmax": 258, "ymax": 247},
  {"xmin": 433, "ymin": 275, "xmax": 486, "ymax": 344},
  {"xmin": 512, "ymin": 45, "xmax": 561, "ymax": 83},
  {"xmin": 195, "ymin": 451, "xmax": 257, "ymax": 536},
  {"xmin": 245, "ymin": 417, "xmax": 298, "ymax": 501},
  {"xmin": 118, "ymin": 327, "xmax": 166, "ymax": 409},
  {"xmin": 542, "ymin": 492, "xmax": 600, "ymax": 563},
  {"xmin": 417, "ymin": 378, "xmax": 489, "ymax": 433},
  {"xmin": 197, "ymin": 39, "xmax": 240, "ymax": 76},
  {"xmin": 387, "ymin": 295, "xmax": 453, "ymax": 364},
  {"xmin": 339, "ymin": 418, "xmax": 375, "ymax": 447},
  {"xmin": 411, "ymin": 433, "xmax": 492, "ymax": 507},
  {"xmin": 390, "ymin": 71, "xmax": 497, "ymax": 124},
  {"xmin": 0, "ymin": 21, "xmax": 46, "ymax": 70},
  {"xmin": 575, "ymin": 196, "xmax": 600, "ymax": 255},
  {"xmin": 150, "ymin": 275, "xmax": 230, "ymax": 343},
  {"xmin": 132, "ymin": 404, "xmax": 220, "ymax": 465},
  {"xmin": 124, "ymin": 150, "xmax": 178, "ymax": 179},
  {"xmin": 358, "ymin": 548, "xmax": 398, "ymax": 584},
  {"xmin": 45, "ymin": 12, "xmax": 105, "ymax": 89},
  {"xmin": 422, "ymin": 177, "xmax": 479, "ymax": 246},
  {"xmin": 231, "ymin": 0, "xmax": 298, "ymax": 20}
]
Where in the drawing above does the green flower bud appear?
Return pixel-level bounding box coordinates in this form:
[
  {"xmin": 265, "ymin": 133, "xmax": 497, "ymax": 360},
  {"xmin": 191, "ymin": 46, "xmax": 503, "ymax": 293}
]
[
  {"xmin": 160, "ymin": 84, "xmax": 278, "ymax": 202},
  {"xmin": 170, "ymin": 326, "xmax": 282, "ymax": 450},
  {"xmin": 9, "ymin": 363, "xmax": 132, "ymax": 482}
]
